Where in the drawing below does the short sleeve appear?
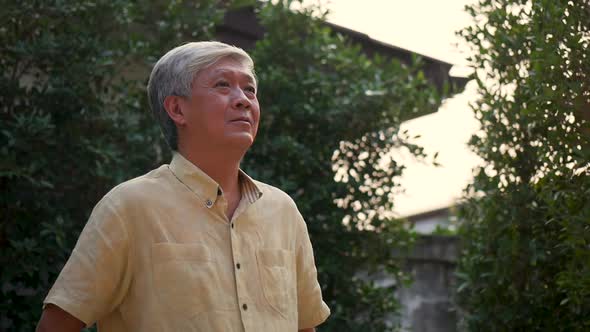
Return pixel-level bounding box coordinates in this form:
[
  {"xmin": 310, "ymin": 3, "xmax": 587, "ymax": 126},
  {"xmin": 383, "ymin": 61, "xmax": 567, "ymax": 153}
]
[
  {"xmin": 294, "ymin": 211, "xmax": 330, "ymax": 329},
  {"xmin": 43, "ymin": 196, "xmax": 133, "ymax": 327}
]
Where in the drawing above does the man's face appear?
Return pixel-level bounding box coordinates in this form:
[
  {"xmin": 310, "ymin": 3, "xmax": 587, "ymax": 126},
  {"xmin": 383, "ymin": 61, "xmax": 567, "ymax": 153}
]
[{"xmin": 180, "ymin": 56, "xmax": 260, "ymax": 152}]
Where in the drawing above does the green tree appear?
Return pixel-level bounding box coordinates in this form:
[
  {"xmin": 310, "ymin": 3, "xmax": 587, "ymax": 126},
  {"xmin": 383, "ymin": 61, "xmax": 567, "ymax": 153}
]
[
  {"xmin": 247, "ymin": 2, "xmax": 444, "ymax": 330},
  {"xmin": 0, "ymin": 1, "xmax": 224, "ymax": 330},
  {"xmin": 456, "ymin": 0, "xmax": 590, "ymax": 330}
]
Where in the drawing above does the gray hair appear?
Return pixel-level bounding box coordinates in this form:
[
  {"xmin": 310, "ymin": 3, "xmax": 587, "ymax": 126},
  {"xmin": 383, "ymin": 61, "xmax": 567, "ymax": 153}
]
[{"xmin": 147, "ymin": 41, "xmax": 255, "ymax": 150}]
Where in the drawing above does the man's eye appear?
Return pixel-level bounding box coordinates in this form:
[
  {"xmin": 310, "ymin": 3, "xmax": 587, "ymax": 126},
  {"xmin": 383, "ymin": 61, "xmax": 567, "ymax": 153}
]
[
  {"xmin": 244, "ymin": 86, "xmax": 256, "ymax": 94},
  {"xmin": 215, "ymin": 81, "xmax": 229, "ymax": 87}
]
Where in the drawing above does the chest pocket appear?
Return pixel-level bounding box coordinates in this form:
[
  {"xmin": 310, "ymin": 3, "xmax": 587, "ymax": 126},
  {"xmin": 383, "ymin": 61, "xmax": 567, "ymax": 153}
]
[
  {"xmin": 255, "ymin": 248, "xmax": 295, "ymax": 319},
  {"xmin": 152, "ymin": 243, "xmax": 225, "ymax": 319}
]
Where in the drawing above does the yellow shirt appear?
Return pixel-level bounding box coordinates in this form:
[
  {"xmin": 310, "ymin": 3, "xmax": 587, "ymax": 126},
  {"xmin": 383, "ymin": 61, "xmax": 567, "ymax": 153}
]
[{"xmin": 44, "ymin": 152, "xmax": 330, "ymax": 331}]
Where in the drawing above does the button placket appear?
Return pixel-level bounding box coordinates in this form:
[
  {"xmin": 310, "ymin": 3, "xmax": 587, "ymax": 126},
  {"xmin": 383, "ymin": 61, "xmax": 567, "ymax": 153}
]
[
  {"xmin": 230, "ymin": 220, "xmax": 249, "ymax": 321},
  {"xmin": 231, "ymin": 225, "xmax": 240, "ymax": 275}
]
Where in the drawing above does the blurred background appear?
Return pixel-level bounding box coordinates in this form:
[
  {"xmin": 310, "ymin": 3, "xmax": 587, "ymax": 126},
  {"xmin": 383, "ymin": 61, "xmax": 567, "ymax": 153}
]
[{"xmin": 313, "ymin": 0, "xmax": 482, "ymax": 223}]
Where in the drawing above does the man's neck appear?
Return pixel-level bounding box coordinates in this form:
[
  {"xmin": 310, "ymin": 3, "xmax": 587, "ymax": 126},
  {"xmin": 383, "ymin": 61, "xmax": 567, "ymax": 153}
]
[{"xmin": 177, "ymin": 146, "xmax": 242, "ymax": 194}]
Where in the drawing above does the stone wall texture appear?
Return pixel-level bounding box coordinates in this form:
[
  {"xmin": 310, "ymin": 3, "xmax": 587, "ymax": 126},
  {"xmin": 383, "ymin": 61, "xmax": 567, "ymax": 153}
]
[{"xmin": 397, "ymin": 235, "xmax": 460, "ymax": 332}]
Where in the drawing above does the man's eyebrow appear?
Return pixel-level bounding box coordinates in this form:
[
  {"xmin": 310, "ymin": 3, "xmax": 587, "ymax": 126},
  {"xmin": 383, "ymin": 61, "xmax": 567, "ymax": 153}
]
[{"xmin": 211, "ymin": 69, "xmax": 255, "ymax": 83}]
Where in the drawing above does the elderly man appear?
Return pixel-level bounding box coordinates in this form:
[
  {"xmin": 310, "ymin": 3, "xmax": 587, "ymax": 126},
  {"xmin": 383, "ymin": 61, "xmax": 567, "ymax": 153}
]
[{"xmin": 36, "ymin": 41, "xmax": 330, "ymax": 332}]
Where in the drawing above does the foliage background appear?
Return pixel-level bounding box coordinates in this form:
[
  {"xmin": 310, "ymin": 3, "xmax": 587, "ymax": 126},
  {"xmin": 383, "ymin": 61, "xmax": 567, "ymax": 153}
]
[
  {"xmin": 0, "ymin": 0, "xmax": 444, "ymax": 331},
  {"xmin": 1, "ymin": 1, "xmax": 222, "ymax": 330},
  {"xmin": 456, "ymin": 0, "xmax": 590, "ymax": 330},
  {"xmin": 247, "ymin": 2, "xmax": 444, "ymax": 331}
]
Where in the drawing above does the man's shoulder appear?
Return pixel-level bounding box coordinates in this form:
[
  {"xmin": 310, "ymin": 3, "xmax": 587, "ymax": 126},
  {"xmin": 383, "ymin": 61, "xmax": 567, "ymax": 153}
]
[
  {"xmin": 102, "ymin": 164, "xmax": 171, "ymax": 204},
  {"xmin": 252, "ymin": 179, "xmax": 298, "ymax": 210}
]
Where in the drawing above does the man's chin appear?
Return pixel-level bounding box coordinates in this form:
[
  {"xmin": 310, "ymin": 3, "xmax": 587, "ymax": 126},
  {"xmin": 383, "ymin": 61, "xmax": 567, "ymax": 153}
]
[{"xmin": 223, "ymin": 134, "xmax": 255, "ymax": 151}]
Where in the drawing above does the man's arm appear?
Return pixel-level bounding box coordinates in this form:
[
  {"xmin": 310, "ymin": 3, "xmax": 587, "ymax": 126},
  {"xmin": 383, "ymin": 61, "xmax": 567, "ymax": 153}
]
[
  {"xmin": 293, "ymin": 208, "xmax": 331, "ymax": 329},
  {"xmin": 36, "ymin": 304, "xmax": 85, "ymax": 332}
]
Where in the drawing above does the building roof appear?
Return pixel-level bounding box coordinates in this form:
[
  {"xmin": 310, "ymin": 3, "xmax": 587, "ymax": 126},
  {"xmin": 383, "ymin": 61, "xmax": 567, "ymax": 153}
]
[{"xmin": 216, "ymin": 6, "xmax": 468, "ymax": 102}]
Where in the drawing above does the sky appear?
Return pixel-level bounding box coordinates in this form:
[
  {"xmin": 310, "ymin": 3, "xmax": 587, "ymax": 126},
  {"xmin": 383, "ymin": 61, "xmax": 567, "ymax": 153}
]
[{"xmin": 310, "ymin": 0, "xmax": 483, "ymax": 217}]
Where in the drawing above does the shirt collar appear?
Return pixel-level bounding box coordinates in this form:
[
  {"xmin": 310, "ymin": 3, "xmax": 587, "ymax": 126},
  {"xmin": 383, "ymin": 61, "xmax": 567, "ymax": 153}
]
[{"xmin": 168, "ymin": 152, "xmax": 262, "ymax": 208}]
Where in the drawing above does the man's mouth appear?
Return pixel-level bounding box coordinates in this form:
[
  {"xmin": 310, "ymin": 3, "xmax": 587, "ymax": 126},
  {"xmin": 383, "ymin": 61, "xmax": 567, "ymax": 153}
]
[{"xmin": 230, "ymin": 117, "xmax": 251, "ymax": 125}]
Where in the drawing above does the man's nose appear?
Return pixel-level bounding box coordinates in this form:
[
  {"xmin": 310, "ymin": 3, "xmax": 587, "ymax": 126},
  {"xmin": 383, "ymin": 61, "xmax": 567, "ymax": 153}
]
[{"xmin": 231, "ymin": 88, "xmax": 252, "ymax": 110}]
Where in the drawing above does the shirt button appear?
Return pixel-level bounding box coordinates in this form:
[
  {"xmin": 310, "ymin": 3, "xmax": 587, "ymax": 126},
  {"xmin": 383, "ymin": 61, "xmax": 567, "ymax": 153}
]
[
  {"xmin": 205, "ymin": 199, "xmax": 213, "ymax": 207},
  {"xmin": 236, "ymin": 263, "xmax": 241, "ymax": 269},
  {"xmin": 242, "ymin": 303, "xmax": 248, "ymax": 311},
  {"xmin": 231, "ymin": 223, "xmax": 234, "ymax": 229}
]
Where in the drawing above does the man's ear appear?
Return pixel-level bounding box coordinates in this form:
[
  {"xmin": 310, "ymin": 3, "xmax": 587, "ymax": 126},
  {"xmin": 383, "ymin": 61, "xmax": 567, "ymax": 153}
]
[{"xmin": 163, "ymin": 95, "xmax": 187, "ymax": 126}]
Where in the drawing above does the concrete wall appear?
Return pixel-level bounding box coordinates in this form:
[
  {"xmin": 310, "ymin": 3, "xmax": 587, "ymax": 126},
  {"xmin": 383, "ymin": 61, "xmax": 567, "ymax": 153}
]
[{"xmin": 397, "ymin": 235, "xmax": 460, "ymax": 332}]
